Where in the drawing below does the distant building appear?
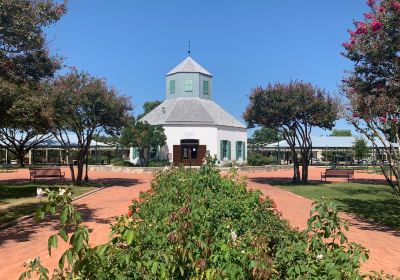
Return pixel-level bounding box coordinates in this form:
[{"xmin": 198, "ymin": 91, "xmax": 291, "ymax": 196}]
[
  {"xmin": 134, "ymin": 56, "xmax": 247, "ymax": 166},
  {"xmin": 258, "ymin": 136, "xmax": 389, "ymax": 164}
]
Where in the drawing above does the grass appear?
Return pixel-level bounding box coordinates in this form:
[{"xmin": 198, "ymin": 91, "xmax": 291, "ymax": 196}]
[
  {"xmin": 276, "ymin": 182, "xmax": 400, "ymax": 230},
  {"xmin": 0, "ymin": 182, "xmax": 97, "ymax": 225}
]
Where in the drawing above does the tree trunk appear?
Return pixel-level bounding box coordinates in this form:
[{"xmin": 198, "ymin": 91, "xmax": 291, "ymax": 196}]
[
  {"xmin": 292, "ymin": 150, "xmax": 301, "ymax": 183},
  {"xmin": 302, "ymin": 158, "xmax": 309, "ymax": 184},
  {"xmin": 76, "ymin": 160, "xmax": 84, "ymax": 185},
  {"xmin": 84, "ymin": 155, "xmax": 89, "ymax": 182},
  {"xmin": 69, "ymin": 163, "xmax": 76, "ymax": 185},
  {"xmin": 17, "ymin": 151, "xmax": 25, "ymax": 168}
]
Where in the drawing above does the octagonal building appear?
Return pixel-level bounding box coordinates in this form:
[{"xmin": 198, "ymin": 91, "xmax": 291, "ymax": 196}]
[{"xmin": 136, "ymin": 56, "xmax": 247, "ymax": 166}]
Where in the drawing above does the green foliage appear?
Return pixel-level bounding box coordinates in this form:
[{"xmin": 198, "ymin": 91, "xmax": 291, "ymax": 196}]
[
  {"xmin": 244, "ymin": 81, "xmax": 340, "ymax": 184},
  {"xmin": 112, "ymin": 160, "xmax": 135, "ymax": 167},
  {"xmin": 120, "ymin": 120, "xmax": 166, "ymax": 166},
  {"xmin": 0, "ymin": 0, "xmax": 66, "ymax": 166},
  {"xmin": 353, "ymin": 137, "xmax": 370, "ymax": 161},
  {"xmin": 20, "ymin": 157, "xmax": 380, "ymax": 279},
  {"xmin": 48, "ymin": 69, "xmax": 130, "ymax": 184},
  {"xmin": 342, "ymin": 0, "xmax": 400, "ymax": 196},
  {"xmin": 330, "ymin": 129, "xmax": 352, "ymax": 136},
  {"xmin": 0, "ymin": 0, "xmax": 65, "ymax": 83},
  {"xmin": 251, "ymin": 127, "xmax": 282, "ymax": 144},
  {"xmin": 146, "ymin": 159, "xmax": 170, "ymax": 167},
  {"xmin": 247, "ymin": 152, "xmax": 274, "ymax": 166},
  {"xmin": 137, "ymin": 100, "xmax": 162, "ymax": 120},
  {"xmin": 0, "ymin": 84, "xmax": 52, "ymax": 167}
]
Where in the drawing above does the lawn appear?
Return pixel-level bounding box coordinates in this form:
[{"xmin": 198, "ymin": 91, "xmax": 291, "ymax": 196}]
[
  {"xmin": 276, "ymin": 182, "xmax": 400, "ymax": 230},
  {"xmin": 0, "ymin": 182, "xmax": 97, "ymax": 225}
]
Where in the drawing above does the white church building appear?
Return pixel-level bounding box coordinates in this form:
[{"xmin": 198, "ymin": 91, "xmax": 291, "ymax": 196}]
[{"xmin": 132, "ymin": 56, "xmax": 247, "ymax": 166}]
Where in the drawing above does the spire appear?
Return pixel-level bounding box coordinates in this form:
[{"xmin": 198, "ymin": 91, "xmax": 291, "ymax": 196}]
[{"xmin": 188, "ymin": 41, "xmax": 191, "ymax": 56}]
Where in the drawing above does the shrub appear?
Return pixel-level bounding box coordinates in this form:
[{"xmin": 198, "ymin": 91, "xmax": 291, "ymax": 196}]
[
  {"xmin": 146, "ymin": 159, "xmax": 170, "ymax": 167},
  {"xmin": 247, "ymin": 152, "xmax": 274, "ymax": 166},
  {"xmin": 21, "ymin": 156, "xmax": 381, "ymax": 279},
  {"xmin": 112, "ymin": 160, "xmax": 135, "ymax": 167}
]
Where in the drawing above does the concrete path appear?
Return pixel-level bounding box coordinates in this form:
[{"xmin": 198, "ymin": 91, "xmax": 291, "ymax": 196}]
[{"xmin": 0, "ymin": 166, "xmax": 399, "ymax": 278}]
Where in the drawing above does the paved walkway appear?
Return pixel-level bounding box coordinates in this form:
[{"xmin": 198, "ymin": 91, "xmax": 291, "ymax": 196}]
[
  {"xmin": 0, "ymin": 167, "xmax": 399, "ymax": 278},
  {"xmin": 0, "ymin": 168, "xmax": 153, "ymax": 279},
  {"xmin": 245, "ymin": 167, "xmax": 400, "ymax": 276}
]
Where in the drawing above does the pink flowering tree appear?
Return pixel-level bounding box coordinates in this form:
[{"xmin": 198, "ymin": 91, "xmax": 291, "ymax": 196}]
[
  {"xmin": 244, "ymin": 81, "xmax": 340, "ymax": 184},
  {"xmin": 342, "ymin": 0, "xmax": 400, "ymax": 196}
]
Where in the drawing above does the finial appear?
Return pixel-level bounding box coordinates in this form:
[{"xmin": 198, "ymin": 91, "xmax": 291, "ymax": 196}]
[{"xmin": 188, "ymin": 41, "xmax": 191, "ymax": 56}]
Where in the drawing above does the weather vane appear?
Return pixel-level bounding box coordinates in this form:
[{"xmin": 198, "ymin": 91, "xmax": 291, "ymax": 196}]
[{"xmin": 188, "ymin": 41, "xmax": 191, "ymax": 56}]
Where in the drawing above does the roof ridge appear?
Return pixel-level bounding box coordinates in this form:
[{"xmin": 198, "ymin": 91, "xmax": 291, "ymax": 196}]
[
  {"xmin": 198, "ymin": 99, "xmax": 216, "ymax": 125},
  {"xmin": 167, "ymin": 56, "xmax": 212, "ymax": 76}
]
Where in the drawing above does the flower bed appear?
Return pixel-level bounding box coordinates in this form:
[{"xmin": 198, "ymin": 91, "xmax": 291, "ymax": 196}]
[{"xmin": 21, "ymin": 157, "xmax": 391, "ymax": 279}]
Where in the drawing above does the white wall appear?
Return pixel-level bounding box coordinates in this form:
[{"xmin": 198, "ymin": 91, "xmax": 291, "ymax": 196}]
[
  {"xmin": 163, "ymin": 125, "xmax": 218, "ymax": 161},
  {"xmin": 217, "ymin": 126, "xmax": 248, "ymax": 163}
]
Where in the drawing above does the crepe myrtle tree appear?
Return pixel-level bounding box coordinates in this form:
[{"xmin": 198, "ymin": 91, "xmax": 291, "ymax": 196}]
[
  {"xmin": 0, "ymin": 0, "xmax": 66, "ymax": 84},
  {"xmin": 0, "ymin": 82, "xmax": 52, "ymax": 167},
  {"xmin": 244, "ymin": 81, "xmax": 340, "ymax": 184},
  {"xmin": 48, "ymin": 69, "xmax": 131, "ymax": 185},
  {"xmin": 342, "ymin": 0, "xmax": 400, "ymax": 196},
  {"xmin": 0, "ymin": 0, "xmax": 66, "ymax": 152}
]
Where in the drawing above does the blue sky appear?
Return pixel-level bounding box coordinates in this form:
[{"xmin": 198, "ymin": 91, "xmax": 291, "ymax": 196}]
[{"xmin": 46, "ymin": 0, "xmax": 368, "ymax": 137}]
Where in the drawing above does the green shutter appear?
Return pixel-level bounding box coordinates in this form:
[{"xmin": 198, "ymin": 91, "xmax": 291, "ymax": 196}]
[
  {"xmin": 242, "ymin": 142, "xmax": 246, "ymax": 160},
  {"xmin": 227, "ymin": 141, "xmax": 231, "ymax": 160},
  {"xmin": 220, "ymin": 140, "xmax": 224, "ymax": 160}
]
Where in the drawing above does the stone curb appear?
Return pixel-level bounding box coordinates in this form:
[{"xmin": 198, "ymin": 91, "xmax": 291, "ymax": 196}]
[
  {"xmin": 88, "ymin": 165, "xmax": 292, "ymax": 173},
  {"xmin": 0, "ymin": 186, "xmax": 108, "ymax": 230}
]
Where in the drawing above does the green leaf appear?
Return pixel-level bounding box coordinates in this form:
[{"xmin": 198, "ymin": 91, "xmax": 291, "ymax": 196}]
[
  {"xmin": 59, "ymin": 252, "xmax": 66, "ymax": 270},
  {"xmin": 59, "ymin": 229, "xmax": 68, "ymax": 242},
  {"xmin": 160, "ymin": 263, "xmax": 166, "ymax": 278},
  {"xmin": 18, "ymin": 272, "xmax": 26, "ymax": 280},
  {"xmin": 48, "ymin": 234, "xmax": 58, "ymax": 256},
  {"xmin": 66, "ymin": 250, "xmax": 73, "ymax": 264},
  {"xmin": 73, "ymin": 232, "xmax": 84, "ymax": 253},
  {"xmin": 151, "ymin": 261, "xmax": 158, "ymax": 274},
  {"xmin": 125, "ymin": 230, "xmax": 134, "ymax": 244},
  {"xmin": 60, "ymin": 206, "xmax": 69, "ymax": 225}
]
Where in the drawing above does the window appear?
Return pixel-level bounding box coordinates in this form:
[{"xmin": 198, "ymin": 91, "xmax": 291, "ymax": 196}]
[
  {"xmin": 182, "ymin": 147, "xmax": 189, "ymax": 158},
  {"xmin": 184, "ymin": 79, "xmax": 193, "ymax": 92},
  {"xmin": 236, "ymin": 141, "xmax": 242, "ymax": 160},
  {"xmin": 203, "ymin": 80, "xmax": 209, "ymax": 94},
  {"xmin": 220, "ymin": 140, "xmax": 231, "ymax": 160},
  {"xmin": 191, "ymin": 147, "xmax": 197, "ymax": 159},
  {"xmin": 169, "ymin": 80, "xmax": 175, "ymax": 94}
]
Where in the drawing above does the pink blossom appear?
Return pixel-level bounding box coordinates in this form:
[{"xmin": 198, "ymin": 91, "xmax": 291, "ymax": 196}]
[
  {"xmin": 343, "ymin": 42, "xmax": 354, "ymax": 50},
  {"xmin": 371, "ymin": 20, "xmax": 383, "ymax": 32},
  {"xmin": 367, "ymin": 0, "xmax": 375, "ymax": 6},
  {"xmin": 379, "ymin": 117, "xmax": 387, "ymax": 123},
  {"xmin": 355, "ymin": 22, "xmax": 368, "ymax": 34},
  {"xmin": 392, "ymin": 1, "xmax": 400, "ymax": 11},
  {"xmin": 353, "ymin": 112, "xmax": 360, "ymax": 118},
  {"xmin": 364, "ymin": 12, "xmax": 375, "ymax": 19},
  {"xmin": 378, "ymin": 6, "xmax": 385, "ymax": 13},
  {"xmin": 391, "ymin": 118, "xmax": 398, "ymax": 124}
]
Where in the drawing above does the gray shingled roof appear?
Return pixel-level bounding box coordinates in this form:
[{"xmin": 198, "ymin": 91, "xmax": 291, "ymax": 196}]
[
  {"xmin": 140, "ymin": 98, "xmax": 246, "ymax": 128},
  {"xmin": 167, "ymin": 57, "xmax": 212, "ymax": 76}
]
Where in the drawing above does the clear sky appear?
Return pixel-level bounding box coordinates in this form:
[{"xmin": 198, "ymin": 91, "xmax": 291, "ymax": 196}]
[{"xmin": 46, "ymin": 0, "xmax": 369, "ymax": 137}]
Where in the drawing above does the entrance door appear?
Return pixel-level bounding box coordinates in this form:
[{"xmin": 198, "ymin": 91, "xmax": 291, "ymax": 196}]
[{"xmin": 173, "ymin": 139, "xmax": 206, "ymax": 166}]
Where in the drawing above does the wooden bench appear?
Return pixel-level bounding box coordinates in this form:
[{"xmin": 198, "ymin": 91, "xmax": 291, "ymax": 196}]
[
  {"xmin": 29, "ymin": 168, "xmax": 65, "ymax": 182},
  {"xmin": 321, "ymin": 169, "xmax": 354, "ymax": 182}
]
